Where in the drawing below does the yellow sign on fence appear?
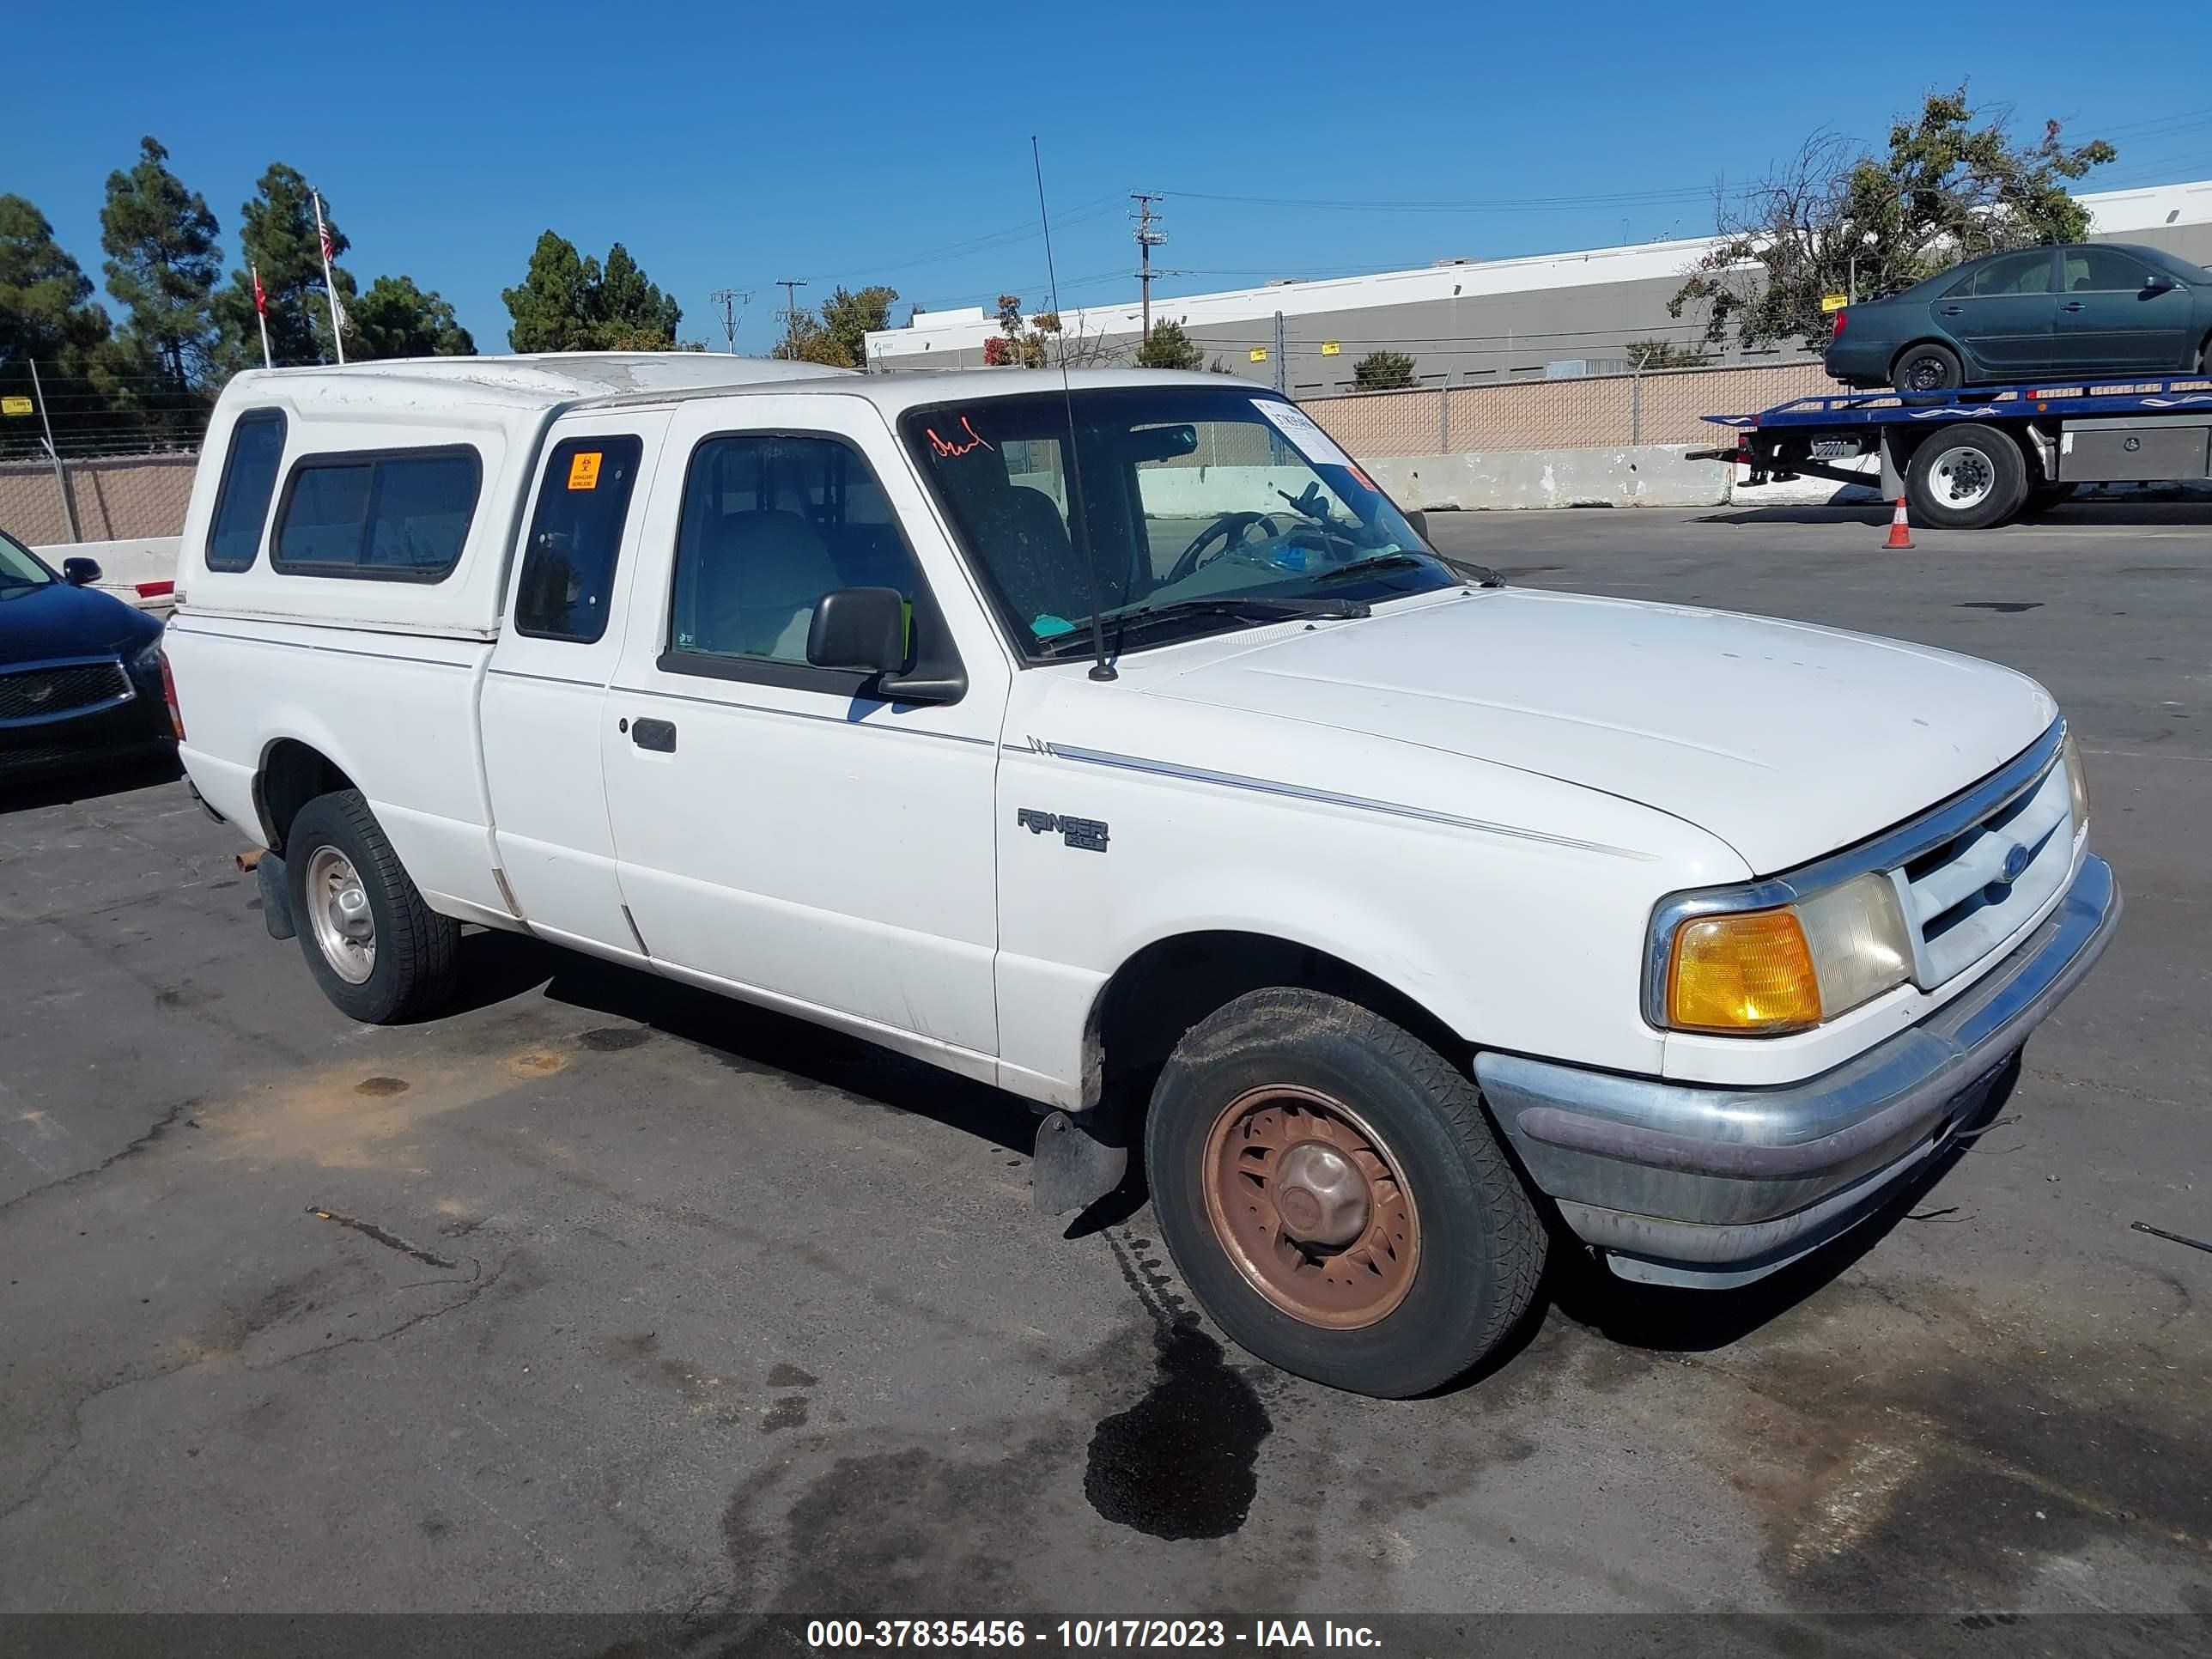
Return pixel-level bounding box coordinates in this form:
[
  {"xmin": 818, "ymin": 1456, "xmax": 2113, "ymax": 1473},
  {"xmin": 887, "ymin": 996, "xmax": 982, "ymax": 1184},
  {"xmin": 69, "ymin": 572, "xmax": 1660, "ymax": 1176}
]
[
  {"xmin": 0, "ymin": 396, "xmax": 33, "ymax": 416},
  {"xmin": 1321, "ymin": 341, "xmax": 1340, "ymax": 356},
  {"xmin": 1820, "ymin": 293, "xmax": 1849, "ymax": 313}
]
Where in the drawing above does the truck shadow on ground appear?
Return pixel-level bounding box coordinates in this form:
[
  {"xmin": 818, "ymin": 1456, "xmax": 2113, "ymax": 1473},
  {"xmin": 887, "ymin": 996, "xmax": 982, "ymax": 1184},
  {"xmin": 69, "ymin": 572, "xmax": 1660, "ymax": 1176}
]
[
  {"xmin": 448, "ymin": 926, "xmax": 2010, "ymax": 1385},
  {"xmin": 0, "ymin": 748, "xmax": 180, "ymax": 816},
  {"xmin": 1699, "ymin": 501, "xmax": 2212, "ymax": 529},
  {"xmin": 453, "ymin": 927, "xmax": 1043, "ymax": 1157}
]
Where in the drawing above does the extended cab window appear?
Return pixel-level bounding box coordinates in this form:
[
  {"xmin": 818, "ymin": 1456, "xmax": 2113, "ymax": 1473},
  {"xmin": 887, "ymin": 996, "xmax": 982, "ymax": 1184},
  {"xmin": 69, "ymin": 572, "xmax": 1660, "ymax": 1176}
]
[
  {"xmin": 207, "ymin": 409, "xmax": 288, "ymax": 571},
  {"xmin": 515, "ymin": 436, "xmax": 643, "ymax": 642},
  {"xmin": 667, "ymin": 434, "xmax": 921, "ymax": 671},
  {"xmin": 273, "ymin": 447, "xmax": 480, "ymax": 581}
]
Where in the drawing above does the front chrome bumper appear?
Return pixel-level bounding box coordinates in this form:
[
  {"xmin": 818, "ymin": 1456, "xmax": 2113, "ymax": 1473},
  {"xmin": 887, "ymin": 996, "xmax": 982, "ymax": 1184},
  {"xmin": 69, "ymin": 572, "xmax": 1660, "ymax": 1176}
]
[{"xmin": 1474, "ymin": 854, "xmax": 2121, "ymax": 1287}]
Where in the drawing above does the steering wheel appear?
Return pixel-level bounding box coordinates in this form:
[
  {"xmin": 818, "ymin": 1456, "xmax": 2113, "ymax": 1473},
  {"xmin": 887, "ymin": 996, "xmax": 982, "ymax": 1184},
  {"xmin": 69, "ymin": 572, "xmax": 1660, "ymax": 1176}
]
[{"xmin": 1167, "ymin": 511, "xmax": 1291, "ymax": 586}]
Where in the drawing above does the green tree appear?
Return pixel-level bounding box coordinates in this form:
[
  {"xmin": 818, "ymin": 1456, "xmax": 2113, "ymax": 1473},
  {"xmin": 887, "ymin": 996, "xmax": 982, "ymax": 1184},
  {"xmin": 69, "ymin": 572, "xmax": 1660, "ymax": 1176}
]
[
  {"xmin": 597, "ymin": 243, "xmax": 682, "ymax": 346},
  {"xmin": 503, "ymin": 231, "xmax": 682, "ymax": 352},
  {"xmin": 1671, "ymin": 88, "xmax": 2117, "ymax": 352},
  {"xmin": 99, "ymin": 137, "xmax": 222, "ymax": 404},
  {"xmin": 0, "ymin": 194, "xmax": 116, "ymax": 447},
  {"xmin": 212, "ymin": 163, "xmax": 356, "ymax": 370},
  {"xmin": 1352, "ymin": 349, "xmax": 1416, "ymax": 390},
  {"xmin": 1623, "ymin": 338, "xmax": 1711, "ymax": 370},
  {"xmin": 349, "ymin": 275, "xmax": 476, "ymax": 359},
  {"xmin": 816, "ymin": 284, "xmax": 898, "ymax": 368},
  {"xmin": 1134, "ymin": 319, "xmax": 1204, "ymax": 370}
]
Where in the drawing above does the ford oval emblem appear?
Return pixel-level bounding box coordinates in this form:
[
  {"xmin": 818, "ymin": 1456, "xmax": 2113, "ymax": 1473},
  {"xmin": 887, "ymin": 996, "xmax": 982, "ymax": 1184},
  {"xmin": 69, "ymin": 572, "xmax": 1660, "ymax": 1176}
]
[{"xmin": 2002, "ymin": 842, "xmax": 2032, "ymax": 883}]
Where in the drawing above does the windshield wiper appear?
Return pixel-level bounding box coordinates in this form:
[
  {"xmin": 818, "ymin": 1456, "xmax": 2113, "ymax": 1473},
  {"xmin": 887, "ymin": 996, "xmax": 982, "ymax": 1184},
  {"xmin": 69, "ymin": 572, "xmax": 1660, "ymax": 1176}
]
[
  {"xmin": 1311, "ymin": 551, "xmax": 1429, "ymax": 583},
  {"xmin": 1312, "ymin": 550, "xmax": 1508, "ymax": 589},
  {"xmin": 1035, "ymin": 594, "xmax": 1369, "ymax": 658}
]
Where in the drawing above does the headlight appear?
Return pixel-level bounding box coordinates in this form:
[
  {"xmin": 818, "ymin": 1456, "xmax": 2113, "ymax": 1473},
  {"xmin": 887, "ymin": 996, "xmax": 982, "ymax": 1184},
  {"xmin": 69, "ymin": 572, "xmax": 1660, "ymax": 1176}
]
[
  {"xmin": 1658, "ymin": 870, "xmax": 1913, "ymax": 1035},
  {"xmin": 131, "ymin": 635, "xmax": 165, "ymax": 678},
  {"xmin": 2061, "ymin": 728, "xmax": 2090, "ymax": 832}
]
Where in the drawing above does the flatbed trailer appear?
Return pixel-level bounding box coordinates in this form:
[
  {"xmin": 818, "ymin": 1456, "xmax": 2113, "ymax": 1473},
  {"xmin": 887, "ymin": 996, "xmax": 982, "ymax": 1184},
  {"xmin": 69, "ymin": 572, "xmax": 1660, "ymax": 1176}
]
[{"xmin": 1693, "ymin": 373, "xmax": 2212, "ymax": 528}]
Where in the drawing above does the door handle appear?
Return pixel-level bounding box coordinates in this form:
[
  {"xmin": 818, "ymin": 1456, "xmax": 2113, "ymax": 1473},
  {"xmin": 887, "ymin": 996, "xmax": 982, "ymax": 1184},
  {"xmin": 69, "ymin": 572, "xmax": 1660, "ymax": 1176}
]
[
  {"xmin": 1939, "ymin": 306, "xmax": 1963, "ymax": 316},
  {"xmin": 2062, "ymin": 301, "xmax": 2087, "ymax": 312},
  {"xmin": 631, "ymin": 717, "xmax": 677, "ymax": 752}
]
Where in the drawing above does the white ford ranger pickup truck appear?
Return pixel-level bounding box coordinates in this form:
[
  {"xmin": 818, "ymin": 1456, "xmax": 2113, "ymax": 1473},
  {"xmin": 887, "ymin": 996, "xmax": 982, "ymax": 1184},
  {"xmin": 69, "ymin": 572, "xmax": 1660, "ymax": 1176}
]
[{"xmin": 163, "ymin": 355, "xmax": 2118, "ymax": 1397}]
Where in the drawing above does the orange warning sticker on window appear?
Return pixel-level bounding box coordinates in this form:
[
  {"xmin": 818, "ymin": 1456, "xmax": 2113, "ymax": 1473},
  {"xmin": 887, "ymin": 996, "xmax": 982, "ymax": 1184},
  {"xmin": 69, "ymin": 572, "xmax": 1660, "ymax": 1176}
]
[{"xmin": 567, "ymin": 451, "xmax": 603, "ymax": 490}]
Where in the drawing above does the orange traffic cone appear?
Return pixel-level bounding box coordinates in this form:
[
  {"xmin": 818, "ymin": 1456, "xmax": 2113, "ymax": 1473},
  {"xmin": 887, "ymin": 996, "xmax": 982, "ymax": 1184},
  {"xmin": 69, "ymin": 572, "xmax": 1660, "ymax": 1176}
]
[{"xmin": 1885, "ymin": 495, "xmax": 1915, "ymax": 550}]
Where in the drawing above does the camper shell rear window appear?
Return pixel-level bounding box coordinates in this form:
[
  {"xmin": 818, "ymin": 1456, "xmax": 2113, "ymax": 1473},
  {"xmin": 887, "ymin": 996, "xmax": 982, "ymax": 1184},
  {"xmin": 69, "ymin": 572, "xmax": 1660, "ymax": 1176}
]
[{"xmin": 272, "ymin": 446, "xmax": 482, "ymax": 582}]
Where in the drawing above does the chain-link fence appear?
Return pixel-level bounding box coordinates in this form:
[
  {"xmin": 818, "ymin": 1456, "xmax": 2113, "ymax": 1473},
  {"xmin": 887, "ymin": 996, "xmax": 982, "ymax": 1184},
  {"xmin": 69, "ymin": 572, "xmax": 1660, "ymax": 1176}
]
[
  {"xmin": 0, "ymin": 452, "xmax": 199, "ymax": 545},
  {"xmin": 1302, "ymin": 360, "xmax": 1834, "ymax": 458}
]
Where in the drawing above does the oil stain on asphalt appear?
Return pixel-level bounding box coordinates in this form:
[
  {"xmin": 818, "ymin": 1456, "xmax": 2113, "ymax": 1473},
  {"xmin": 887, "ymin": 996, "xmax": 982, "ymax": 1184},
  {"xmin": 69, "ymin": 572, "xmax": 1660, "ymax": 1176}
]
[{"xmin": 1082, "ymin": 1231, "xmax": 1271, "ymax": 1540}]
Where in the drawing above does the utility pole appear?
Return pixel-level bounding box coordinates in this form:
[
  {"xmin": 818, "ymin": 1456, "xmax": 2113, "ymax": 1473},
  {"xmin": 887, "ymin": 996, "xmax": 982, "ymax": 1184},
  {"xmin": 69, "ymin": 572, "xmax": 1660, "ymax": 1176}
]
[
  {"xmin": 775, "ymin": 280, "xmax": 808, "ymax": 359},
  {"xmin": 1272, "ymin": 311, "xmax": 1286, "ymax": 396},
  {"xmin": 709, "ymin": 289, "xmax": 750, "ymax": 354},
  {"xmin": 1131, "ymin": 192, "xmax": 1165, "ymax": 339}
]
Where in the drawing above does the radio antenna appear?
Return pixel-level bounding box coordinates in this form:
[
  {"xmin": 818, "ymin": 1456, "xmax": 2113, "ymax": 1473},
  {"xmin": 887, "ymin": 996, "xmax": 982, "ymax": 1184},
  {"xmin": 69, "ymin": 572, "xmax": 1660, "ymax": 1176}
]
[{"xmin": 1031, "ymin": 135, "xmax": 1115, "ymax": 684}]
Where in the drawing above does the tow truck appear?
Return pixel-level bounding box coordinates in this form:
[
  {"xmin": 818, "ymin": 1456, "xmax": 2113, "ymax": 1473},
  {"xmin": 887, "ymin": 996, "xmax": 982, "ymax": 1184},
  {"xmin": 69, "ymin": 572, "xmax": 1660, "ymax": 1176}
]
[{"xmin": 1694, "ymin": 372, "xmax": 2212, "ymax": 528}]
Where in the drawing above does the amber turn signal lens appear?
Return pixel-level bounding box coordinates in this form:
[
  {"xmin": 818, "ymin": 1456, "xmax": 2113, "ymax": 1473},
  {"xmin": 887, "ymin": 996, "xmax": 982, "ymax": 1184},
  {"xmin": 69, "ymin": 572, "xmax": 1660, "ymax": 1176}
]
[{"xmin": 1668, "ymin": 908, "xmax": 1823, "ymax": 1034}]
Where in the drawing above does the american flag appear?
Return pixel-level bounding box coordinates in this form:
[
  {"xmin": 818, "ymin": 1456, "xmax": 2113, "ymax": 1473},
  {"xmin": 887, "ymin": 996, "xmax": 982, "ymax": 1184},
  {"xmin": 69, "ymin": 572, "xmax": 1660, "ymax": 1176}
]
[
  {"xmin": 252, "ymin": 265, "xmax": 267, "ymax": 316},
  {"xmin": 319, "ymin": 220, "xmax": 335, "ymax": 267}
]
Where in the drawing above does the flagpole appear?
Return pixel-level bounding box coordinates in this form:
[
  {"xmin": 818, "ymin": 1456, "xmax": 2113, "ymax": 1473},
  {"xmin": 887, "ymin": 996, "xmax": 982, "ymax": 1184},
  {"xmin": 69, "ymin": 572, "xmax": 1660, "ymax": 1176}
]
[
  {"xmin": 252, "ymin": 261, "xmax": 273, "ymax": 370},
  {"xmin": 313, "ymin": 190, "xmax": 346, "ymax": 365}
]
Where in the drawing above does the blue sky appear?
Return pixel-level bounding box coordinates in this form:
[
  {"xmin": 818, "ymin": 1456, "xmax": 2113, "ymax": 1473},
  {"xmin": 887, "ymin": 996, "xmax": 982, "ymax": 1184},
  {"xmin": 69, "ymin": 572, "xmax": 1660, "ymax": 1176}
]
[{"xmin": 15, "ymin": 3, "xmax": 2212, "ymax": 350}]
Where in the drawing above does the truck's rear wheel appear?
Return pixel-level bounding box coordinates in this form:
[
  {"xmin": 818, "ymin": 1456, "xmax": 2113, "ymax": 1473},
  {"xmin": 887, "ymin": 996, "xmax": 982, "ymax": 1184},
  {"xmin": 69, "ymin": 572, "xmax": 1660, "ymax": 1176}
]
[
  {"xmin": 1905, "ymin": 428, "xmax": 2028, "ymax": 529},
  {"xmin": 286, "ymin": 789, "xmax": 459, "ymax": 1024},
  {"xmin": 1145, "ymin": 988, "xmax": 1545, "ymax": 1398}
]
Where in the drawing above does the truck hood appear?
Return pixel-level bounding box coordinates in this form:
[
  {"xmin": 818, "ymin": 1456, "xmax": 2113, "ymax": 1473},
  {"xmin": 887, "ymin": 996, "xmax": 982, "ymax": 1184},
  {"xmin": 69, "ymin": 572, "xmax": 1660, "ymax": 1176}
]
[{"xmin": 1142, "ymin": 589, "xmax": 2057, "ymax": 875}]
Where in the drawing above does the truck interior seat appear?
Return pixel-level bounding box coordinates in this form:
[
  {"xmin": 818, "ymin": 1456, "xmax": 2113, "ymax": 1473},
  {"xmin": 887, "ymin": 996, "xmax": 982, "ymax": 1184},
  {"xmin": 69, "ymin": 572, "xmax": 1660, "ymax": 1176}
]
[{"xmin": 693, "ymin": 509, "xmax": 842, "ymax": 660}]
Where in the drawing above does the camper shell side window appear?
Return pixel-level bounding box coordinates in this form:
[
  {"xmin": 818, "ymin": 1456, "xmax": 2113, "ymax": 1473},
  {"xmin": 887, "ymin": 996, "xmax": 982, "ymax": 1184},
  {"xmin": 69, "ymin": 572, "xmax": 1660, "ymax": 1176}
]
[{"xmin": 271, "ymin": 445, "xmax": 483, "ymax": 582}]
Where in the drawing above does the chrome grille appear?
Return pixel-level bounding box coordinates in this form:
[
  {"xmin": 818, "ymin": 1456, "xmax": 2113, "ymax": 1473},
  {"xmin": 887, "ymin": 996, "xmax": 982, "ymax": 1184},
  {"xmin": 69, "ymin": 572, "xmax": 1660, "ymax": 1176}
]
[
  {"xmin": 1898, "ymin": 758, "xmax": 2075, "ymax": 988},
  {"xmin": 0, "ymin": 659, "xmax": 131, "ymax": 726}
]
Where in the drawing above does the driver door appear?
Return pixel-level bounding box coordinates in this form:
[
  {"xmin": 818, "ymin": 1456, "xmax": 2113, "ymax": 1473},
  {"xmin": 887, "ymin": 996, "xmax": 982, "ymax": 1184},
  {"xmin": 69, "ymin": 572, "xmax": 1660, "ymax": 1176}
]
[{"xmin": 599, "ymin": 394, "xmax": 1010, "ymax": 1062}]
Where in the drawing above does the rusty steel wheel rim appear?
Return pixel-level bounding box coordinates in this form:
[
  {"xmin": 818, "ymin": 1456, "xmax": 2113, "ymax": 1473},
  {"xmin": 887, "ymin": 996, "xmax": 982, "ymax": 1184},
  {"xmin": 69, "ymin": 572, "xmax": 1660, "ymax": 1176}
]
[{"xmin": 1200, "ymin": 1084, "xmax": 1420, "ymax": 1330}]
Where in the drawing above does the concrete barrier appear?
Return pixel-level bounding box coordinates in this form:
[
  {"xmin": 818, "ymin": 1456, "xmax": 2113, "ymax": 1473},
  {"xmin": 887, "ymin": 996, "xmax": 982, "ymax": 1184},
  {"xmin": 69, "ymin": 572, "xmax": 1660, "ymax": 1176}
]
[
  {"xmin": 1366, "ymin": 446, "xmax": 1884, "ymax": 512},
  {"xmin": 30, "ymin": 535, "xmax": 182, "ymax": 612}
]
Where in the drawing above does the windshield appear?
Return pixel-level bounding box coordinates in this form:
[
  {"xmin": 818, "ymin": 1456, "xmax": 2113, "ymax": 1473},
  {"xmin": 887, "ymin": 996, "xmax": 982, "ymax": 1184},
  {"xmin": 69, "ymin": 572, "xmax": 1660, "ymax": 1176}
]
[
  {"xmin": 902, "ymin": 386, "xmax": 1458, "ymax": 660},
  {"xmin": 0, "ymin": 527, "xmax": 58, "ymax": 599}
]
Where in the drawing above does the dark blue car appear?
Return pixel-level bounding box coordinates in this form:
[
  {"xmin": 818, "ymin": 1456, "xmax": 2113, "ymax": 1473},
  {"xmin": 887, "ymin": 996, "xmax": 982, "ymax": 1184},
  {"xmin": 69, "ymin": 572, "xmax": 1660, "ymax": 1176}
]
[
  {"xmin": 1826, "ymin": 242, "xmax": 2212, "ymax": 392},
  {"xmin": 0, "ymin": 525, "xmax": 173, "ymax": 781}
]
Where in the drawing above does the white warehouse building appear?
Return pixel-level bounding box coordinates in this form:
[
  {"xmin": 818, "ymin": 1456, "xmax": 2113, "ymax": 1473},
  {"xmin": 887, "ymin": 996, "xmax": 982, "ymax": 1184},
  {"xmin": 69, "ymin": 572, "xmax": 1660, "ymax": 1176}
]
[{"xmin": 864, "ymin": 179, "xmax": 2212, "ymax": 396}]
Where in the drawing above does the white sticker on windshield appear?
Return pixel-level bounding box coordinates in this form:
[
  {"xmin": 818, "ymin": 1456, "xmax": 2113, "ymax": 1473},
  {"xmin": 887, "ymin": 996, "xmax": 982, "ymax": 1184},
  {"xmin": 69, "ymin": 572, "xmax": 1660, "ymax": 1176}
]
[{"xmin": 1252, "ymin": 398, "xmax": 1357, "ymax": 469}]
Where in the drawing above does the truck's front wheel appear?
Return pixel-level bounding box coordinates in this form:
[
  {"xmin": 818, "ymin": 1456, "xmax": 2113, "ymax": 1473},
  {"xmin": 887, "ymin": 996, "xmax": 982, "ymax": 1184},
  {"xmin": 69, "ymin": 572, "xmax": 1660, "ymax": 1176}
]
[
  {"xmin": 1145, "ymin": 988, "xmax": 1545, "ymax": 1397},
  {"xmin": 287, "ymin": 789, "xmax": 459, "ymax": 1024}
]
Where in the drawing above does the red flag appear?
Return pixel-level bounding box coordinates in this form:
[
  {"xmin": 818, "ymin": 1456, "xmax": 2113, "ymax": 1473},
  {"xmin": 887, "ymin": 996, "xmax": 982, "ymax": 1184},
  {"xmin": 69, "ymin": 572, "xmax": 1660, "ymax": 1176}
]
[
  {"xmin": 252, "ymin": 266, "xmax": 267, "ymax": 317},
  {"xmin": 319, "ymin": 221, "xmax": 335, "ymax": 266}
]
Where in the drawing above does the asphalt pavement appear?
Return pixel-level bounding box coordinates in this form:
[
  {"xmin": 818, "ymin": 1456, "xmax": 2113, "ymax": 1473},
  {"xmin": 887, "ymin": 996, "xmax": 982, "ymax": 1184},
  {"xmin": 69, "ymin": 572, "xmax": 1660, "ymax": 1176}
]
[{"xmin": 1, "ymin": 501, "xmax": 2207, "ymax": 1640}]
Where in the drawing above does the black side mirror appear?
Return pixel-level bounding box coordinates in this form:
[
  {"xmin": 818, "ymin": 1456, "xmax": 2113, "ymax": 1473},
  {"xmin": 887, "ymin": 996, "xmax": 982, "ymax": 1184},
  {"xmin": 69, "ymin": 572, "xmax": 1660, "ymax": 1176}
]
[
  {"xmin": 62, "ymin": 557, "xmax": 102, "ymax": 586},
  {"xmin": 2145, "ymin": 271, "xmax": 2179, "ymax": 295},
  {"xmin": 1404, "ymin": 509, "xmax": 1431, "ymax": 543},
  {"xmin": 807, "ymin": 586, "xmax": 908, "ymax": 675}
]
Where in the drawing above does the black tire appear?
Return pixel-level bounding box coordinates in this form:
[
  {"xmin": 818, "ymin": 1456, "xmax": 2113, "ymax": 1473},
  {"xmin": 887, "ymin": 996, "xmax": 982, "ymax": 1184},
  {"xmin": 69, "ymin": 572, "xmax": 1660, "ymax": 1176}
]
[
  {"xmin": 2020, "ymin": 481, "xmax": 2077, "ymax": 516},
  {"xmin": 285, "ymin": 788, "xmax": 459, "ymax": 1024},
  {"xmin": 1905, "ymin": 427, "xmax": 2029, "ymax": 530},
  {"xmin": 1893, "ymin": 343, "xmax": 1963, "ymax": 394},
  {"xmin": 1144, "ymin": 988, "xmax": 1545, "ymax": 1398}
]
